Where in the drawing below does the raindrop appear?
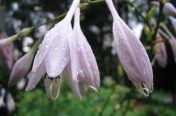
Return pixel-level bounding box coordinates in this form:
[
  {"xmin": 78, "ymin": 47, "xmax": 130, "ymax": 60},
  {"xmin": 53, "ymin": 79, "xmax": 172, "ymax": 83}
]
[
  {"xmin": 46, "ymin": 45, "xmax": 49, "ymax": 48},
  {"xmin": 54, "ymin": 47, "xmax": 58, "ymax": 50},
  {"xmin": 63, "ymin": 58, "xmax": 66, "ymax": 61},
  {"xmin": 63, "ymin": 47, "xmax": 66, "ymax": 50}
]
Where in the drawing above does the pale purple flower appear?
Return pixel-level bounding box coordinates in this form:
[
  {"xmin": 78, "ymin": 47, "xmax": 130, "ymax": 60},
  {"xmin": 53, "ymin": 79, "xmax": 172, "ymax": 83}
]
[
  {"xmin": 73, "ymin": 8, "xmax": 100, "ymax": 92},
  {"xmin": 154, "ymin": 36, "xmax": 167, "ymax": 68},
  {"xmin": 163, "ymin": 2, "xmax": 176, "ymax": 16},
  {"xmin": 26, "ymin": 0, "xmax": 89, "ymax": 100},
  {"xmin": 105, "ymin": 0, "xmax": 153, "ymax": 96}
]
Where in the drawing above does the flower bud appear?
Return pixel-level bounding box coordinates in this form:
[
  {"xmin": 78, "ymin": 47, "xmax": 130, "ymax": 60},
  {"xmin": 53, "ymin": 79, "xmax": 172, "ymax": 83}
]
[
  {"xmin": 8, "ymin": 51, "xmax": 34, "ymax": 86},
  {"xmin": 105, "ymin": 0, "xmax": 153, "ymax": 96},
  {"xmin": 154, "ymin": 36, "xmax": 167, "ymax": 67},
  {"xmin": 163, "ymin": 2, "xmax": 176, "ymax": 17}
]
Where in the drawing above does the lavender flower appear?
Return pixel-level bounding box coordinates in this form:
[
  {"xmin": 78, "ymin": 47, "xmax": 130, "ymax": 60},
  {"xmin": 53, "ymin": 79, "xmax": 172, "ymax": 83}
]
[
  {"xmin": 154, "ymin": 36, "xmax": 167, "ymax": 68},
  {"xmin": 26, "ymin": 0, "xmax": 96, "ymax": 100},
  {"xmin": 163, "ymin": 2, "xmax": 176, "ymax": 17},
  {"xmin": 105, "ymin": 0, "xmax": 153, "ymax": 96},
  {"xmin": 73, "ymin": 8, "xmax": 100, "ymax": 92}
]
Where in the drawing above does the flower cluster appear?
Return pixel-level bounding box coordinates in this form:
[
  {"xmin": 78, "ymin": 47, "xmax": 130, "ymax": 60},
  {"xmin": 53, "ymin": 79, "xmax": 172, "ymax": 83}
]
[{"xmin": 7, "ymin": 0, "xmax": 154, "ymax": 100}]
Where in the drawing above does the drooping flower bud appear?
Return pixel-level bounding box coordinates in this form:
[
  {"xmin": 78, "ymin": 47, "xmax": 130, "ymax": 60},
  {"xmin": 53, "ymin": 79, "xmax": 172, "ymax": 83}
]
[
  {"xmin": 9, "ymin": 38, "xmax": 42, "ymax": 86},
  {"xmin": 163, "ymin": 2, "xmax": 176, "ymax": 17},
  {"xmin": 154, "ymin": 36, "xmax": 167, "ymax": 67},
  {"xmin": 8, "ymin": 51, "xmax": 35, "ymax": 86},
  {"xmin": 105, "ymin": 0, "xmax": 153, "ymax": 96}
]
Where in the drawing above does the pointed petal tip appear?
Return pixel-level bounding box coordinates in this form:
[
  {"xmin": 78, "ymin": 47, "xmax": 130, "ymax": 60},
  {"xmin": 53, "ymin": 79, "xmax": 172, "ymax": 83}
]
[
  {"xmin": 25, "ymin": 85, "xmax": 35, "ymax": 91},
  {"xmin": 89, "ymin": 85, "xmax": 99, "ymax": 93}
]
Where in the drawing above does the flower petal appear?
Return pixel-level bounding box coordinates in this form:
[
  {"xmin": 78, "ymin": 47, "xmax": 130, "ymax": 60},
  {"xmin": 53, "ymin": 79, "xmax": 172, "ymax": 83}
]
[
  {"xmin": 32, "ymin": 21, "xmax": 65, "ymax": 72},
  {"xmin": 105, "ymin": 0, "xmax": 153, "ymax": 94},
  {"xmin": 64, "ymin": 63, "xmax": 82, "ymax": 99},
  {"xmin": 26, "ymin": 62, "xmax": 46, "ymax": 91},
  {"xmin": 74, "ymin": 8, "xmax": 100, "ymax": 89},
  {"xmin": 45, "ymin": 22, "xmax": 70, "ymax": 77}
]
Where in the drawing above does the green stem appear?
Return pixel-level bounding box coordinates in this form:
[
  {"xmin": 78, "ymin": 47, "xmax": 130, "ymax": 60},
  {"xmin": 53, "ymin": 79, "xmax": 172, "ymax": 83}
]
[
  {"xmin": 1, "ymin": 0, "xmax": 105, "ymax": 47},
  {"xmin": 152, "ymin": 1, "xmax": 164, "ymax": 40}
]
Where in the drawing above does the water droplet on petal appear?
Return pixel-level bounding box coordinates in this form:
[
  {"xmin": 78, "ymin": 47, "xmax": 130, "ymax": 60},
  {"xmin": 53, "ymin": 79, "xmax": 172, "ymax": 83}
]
[
  {"xmin": 63, "ymin": 58, "xmax": 66, "ymax": 61},
  {"xmin": 46, "ymin": 45, "xmax": 49, "ymax": 48},
  {"xmin": 54, "ymin": 47, "xmax": 58, "ymax": 50}
]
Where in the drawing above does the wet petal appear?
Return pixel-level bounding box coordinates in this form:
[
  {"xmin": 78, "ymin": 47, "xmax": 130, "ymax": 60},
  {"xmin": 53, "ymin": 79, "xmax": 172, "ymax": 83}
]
[
  {"xmin": 26, "ymin": 62, "xmax": 46, "ymax": 91},
  {"xmin": 105, "ymin": 0, "xmax": 153, "ymax": 94},
  {"xmin": 64, "ymin": 63, "xmax": 82, "ymax": 99},
  {"xmin": 32, "ymin": 21, "xmax": 65, "ymax": 72},
  {"xmin": 67, "ymin": 27, "xmax": 79, "ymax": 82},
  {"xmin": 45, "ymin": 22, "xmax": 70, "ymax": 77},
  {"xmin": 74, "ymin": 8, "xmax": 100, "ymax": 89}
]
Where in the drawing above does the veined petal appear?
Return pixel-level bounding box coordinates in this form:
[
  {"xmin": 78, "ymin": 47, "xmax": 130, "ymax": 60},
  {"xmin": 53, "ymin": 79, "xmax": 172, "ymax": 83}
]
[
  {"xmin": 67, "ymin": 26, "xmax": 79, "ymax": 82},
  {"xmin": 74, "ymin": 8, "xmax": 100, "ymax": 89},
  {"xmin": 32, "ymin": 21, "xmax": 65, "ymax": 72},
  {"xmin": 26, "ymin": 62, "xmax": 46, "ymax": 91},
  {"xmin": 64, "ymin": 63, "xmax": 82, "ymax": 99},
  {"xmin": 106, "ymin": 0, "xmax": 153, "ymax": 95},
  {"xmin": 45, "ymin": 21, "xmax": 70, "ymax": 77},
  {"xmin": 44, "ymin": 76, "xmax": 62, "ymax": 100},
  {"xmin": 113, "ymin": 18, "xmax": 153, "ymax": 93}
]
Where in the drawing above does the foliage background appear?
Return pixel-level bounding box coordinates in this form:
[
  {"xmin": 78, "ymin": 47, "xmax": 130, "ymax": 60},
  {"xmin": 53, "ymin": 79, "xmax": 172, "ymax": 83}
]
[{"xmin": 0, "ymin": 0, "xmax": 176, "ymax": 116}]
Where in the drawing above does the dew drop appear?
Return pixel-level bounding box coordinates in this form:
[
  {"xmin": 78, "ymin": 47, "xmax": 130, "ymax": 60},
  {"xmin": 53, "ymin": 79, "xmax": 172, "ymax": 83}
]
[
  {"xmin": 54, "ymin": 47, "xmax": 58, "ymax": 50},
  {"xmin": 63, "ymin": 58, "xmax": 66, "ymax": 61},
  {"xmin": 46, "ymin": 45, "xmax": 49, "ymax": 48},
  {"xmin": 63, "ymin": 47, "xmax": 66, "ymax": 50}
]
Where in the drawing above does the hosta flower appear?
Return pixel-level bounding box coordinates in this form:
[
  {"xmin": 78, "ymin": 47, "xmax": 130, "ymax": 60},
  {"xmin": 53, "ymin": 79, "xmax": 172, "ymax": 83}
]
[
  {"xmin": 163, "ymin": 2, "xmax": 176, "ymax": 17},
  {"xmin": 26, "ymin": 0, "xmax": 98, "ymax": 100},
  {"xmin": 8, "ymin": 38, "xmax": 42, "ymax": 86},
  {"xmin": 105, "ymin": 0, "xmax": 153, "ymax": 96},
  {"xmin": 154, "ymin": 36, "xmax": 167, "ymax": 67},
  {"xmin": 73, "ymin": 8, "xmax": 100, "ymax": 91}
]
